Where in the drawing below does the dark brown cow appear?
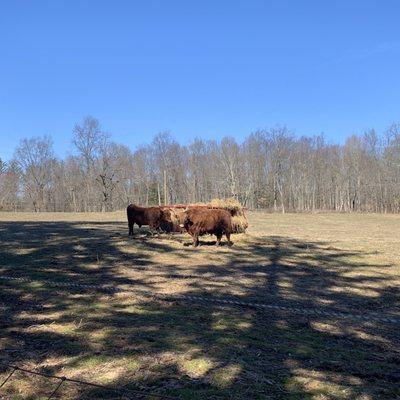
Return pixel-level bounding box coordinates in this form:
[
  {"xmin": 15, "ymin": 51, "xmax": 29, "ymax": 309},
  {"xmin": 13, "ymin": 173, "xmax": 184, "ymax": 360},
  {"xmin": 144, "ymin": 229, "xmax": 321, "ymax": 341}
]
[
  {"xmin": 182, "ymin": 208, "xmax": 233, "ymax": 247},
  {"xmin": 126, "ymin": 204, "xmax": 163, "ymax": 235}
]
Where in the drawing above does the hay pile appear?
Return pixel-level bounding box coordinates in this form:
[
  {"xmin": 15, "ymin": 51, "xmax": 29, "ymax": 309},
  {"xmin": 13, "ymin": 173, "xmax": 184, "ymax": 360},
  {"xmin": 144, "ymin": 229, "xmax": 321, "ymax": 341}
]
[{"xmin": 209, "ymin": 198, "xmax": 248, "ymax": 233}]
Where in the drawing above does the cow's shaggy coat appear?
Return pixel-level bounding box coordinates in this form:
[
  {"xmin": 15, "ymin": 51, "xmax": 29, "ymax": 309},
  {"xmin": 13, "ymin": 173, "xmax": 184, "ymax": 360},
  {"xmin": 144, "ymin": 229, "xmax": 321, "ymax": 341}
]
[{"xmin": 182, "ymin": 208, "xmax": 233, "ymax": 247}]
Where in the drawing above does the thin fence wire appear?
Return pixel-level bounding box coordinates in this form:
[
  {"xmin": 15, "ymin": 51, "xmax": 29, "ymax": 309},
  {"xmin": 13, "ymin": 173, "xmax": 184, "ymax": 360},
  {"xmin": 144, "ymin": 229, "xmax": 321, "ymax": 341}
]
[
  {"xmin": 0, "ymin": 368, "xmax": 16, "ymax": 388},
  {"xmin": 46, "ymin": 376, "xmax": 65, "ymax": 400},
  {"xmin": 0, "ymin": 365, "xmax": 180, "ymax": 400}
]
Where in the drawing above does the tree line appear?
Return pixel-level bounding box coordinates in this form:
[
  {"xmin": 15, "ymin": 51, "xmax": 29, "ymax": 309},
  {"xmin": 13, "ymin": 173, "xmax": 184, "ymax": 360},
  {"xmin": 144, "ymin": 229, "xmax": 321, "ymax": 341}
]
[{"xmin": 1, "ymin": 116, "xmax": 399, "ymax": 213}]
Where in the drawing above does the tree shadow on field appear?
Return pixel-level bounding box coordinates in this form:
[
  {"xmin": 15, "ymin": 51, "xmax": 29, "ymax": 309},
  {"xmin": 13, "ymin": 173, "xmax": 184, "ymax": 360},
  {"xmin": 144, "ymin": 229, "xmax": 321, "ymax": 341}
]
[{"xmin": 0, "ymin": 219, "xmax": 399, "ymax": 399}]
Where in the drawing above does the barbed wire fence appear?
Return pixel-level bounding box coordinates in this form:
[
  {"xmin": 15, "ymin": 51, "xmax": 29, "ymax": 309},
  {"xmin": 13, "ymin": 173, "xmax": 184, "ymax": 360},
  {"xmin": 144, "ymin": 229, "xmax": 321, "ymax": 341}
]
[
  {"xmin": 0, "ymin": 365, "xmax": 180, "ymax": 400},
  {"xmin": 1, "ymin": 272, "xmax": 399, "ymax": 398}
]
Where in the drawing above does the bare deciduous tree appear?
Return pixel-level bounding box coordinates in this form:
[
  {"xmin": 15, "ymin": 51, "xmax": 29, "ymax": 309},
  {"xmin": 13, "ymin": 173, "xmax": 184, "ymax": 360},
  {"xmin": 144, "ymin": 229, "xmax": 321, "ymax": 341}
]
[{"xmin": 13, "ymin": 136, "xmax": 55, "ymax": 211}]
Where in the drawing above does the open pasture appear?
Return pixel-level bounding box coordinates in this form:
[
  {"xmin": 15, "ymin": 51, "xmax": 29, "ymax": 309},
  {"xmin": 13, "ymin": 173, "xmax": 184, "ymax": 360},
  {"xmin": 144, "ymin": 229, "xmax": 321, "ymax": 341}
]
[{"xmin": 0, "ymin": 211, "xmax": 399, "ymax": 399}]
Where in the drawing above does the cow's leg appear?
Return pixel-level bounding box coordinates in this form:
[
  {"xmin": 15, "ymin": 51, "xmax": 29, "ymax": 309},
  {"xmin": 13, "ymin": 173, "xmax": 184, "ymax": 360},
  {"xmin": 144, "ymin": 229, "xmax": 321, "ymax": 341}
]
[
  {"xmin": 216, "ymin": 232, "xmax": 222, "ymax": 246},
  {"xmin": 192, "ymin": 233, "xmax": 199, "ymax": 247},
  {"xmin": 226, "ymin": 232, "xmax": 233, "ymax": 246},
  {"xmin": 137, "ymin": 224, "xmax": 148, "ymax": 238},
  {"xmin": 149, "ymin": 224, "xmax": 160, "ymax": 237},
  {"xmin": 148, "ymin": 226, "xmax": 157, "ymax": 237},
  {"xmin": 128, "ymin": 221, "xmax": 134, "ymax": 235}
]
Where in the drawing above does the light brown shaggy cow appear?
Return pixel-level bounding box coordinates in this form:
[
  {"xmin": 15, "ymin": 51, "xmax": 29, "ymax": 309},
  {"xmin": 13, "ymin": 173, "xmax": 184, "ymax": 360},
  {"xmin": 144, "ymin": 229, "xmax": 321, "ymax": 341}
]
[
  {"xmin": 181, "ymin": 208, "xmax": 233, "ymax": 247},
  {"xmin": 158, "ymin": 208, "xmax": 186, "ymax": 233}
]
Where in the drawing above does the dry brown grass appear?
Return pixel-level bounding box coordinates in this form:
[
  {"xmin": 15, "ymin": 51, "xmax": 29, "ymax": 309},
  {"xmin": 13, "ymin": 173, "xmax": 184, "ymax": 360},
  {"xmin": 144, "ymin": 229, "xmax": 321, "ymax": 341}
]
[{"xmin": 0, "ymin": 211, "xmax": 399, "ymax": 399}]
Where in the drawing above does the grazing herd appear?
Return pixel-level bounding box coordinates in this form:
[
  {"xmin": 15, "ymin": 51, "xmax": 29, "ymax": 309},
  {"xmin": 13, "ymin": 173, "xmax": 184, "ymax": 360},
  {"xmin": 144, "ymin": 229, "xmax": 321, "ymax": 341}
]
[{"xmin": 127, "ymin": 203, "xmax": 239, "ymax": 247}]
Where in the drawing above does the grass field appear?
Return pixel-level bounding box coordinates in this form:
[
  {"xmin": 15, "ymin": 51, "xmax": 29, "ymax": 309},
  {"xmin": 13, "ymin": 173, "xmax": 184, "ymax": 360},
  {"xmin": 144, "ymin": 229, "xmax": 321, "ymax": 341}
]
[{"xmin": 0, "ymin": 211, "xmax": 399, "ymax": 399}]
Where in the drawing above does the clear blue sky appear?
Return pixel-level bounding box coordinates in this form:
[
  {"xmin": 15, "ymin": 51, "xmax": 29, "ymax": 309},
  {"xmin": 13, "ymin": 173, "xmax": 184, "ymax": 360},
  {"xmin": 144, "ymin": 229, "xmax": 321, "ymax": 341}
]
[{"xmin": 1, "ymin": 0, "xmax": 399, "ymax": 161}]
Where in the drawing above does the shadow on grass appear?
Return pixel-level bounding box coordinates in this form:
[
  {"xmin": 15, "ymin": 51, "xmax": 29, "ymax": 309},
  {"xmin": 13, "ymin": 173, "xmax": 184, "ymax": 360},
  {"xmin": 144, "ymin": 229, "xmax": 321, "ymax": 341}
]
[{"xmin": 0, "ymin": 220, "xmax": 399, "ymax": 399}]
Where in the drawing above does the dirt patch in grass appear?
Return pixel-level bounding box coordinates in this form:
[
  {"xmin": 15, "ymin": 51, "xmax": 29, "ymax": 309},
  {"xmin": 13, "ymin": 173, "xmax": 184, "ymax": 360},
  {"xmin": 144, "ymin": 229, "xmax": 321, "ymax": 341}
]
[{"xmin": 0, "ymin": 211, "xmax": 399, "ymax": 399}]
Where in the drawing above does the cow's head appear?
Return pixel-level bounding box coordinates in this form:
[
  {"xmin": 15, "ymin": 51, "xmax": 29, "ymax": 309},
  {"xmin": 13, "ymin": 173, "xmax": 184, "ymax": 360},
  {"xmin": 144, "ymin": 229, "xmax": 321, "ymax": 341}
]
[{"xmin": 179, "ymin": 207, "xmax": 190, "ymax": 228}]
